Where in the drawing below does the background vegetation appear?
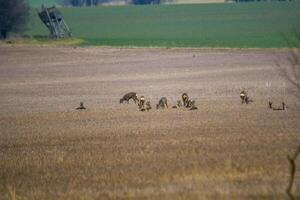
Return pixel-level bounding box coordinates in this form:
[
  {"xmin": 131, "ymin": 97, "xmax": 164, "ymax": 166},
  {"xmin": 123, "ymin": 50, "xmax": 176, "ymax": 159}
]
[
  {"xmin": 0, "ymin": 0, "xmax": 29, "ymax": 39},
  {"xmin": 26, "ymin": 1, "xmax": 300, "ymax": 48}
]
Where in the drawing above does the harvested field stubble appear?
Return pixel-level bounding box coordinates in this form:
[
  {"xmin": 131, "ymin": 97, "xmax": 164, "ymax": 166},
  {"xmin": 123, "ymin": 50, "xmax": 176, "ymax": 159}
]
[{"xmin": 0, "ymin": 47, "xmax": 299, "ymax": 199}]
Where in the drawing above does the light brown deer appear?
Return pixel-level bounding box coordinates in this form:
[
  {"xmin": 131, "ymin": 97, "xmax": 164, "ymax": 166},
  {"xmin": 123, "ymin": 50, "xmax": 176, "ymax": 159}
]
[{"xmin": 138, "ymin": 96, "xmax": 146, "ymax": 110}]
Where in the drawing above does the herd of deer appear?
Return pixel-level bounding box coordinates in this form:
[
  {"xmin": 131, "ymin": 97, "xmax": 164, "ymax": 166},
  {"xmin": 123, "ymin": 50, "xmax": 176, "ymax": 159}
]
[
  {"xmin": 119, "ymin": 92, "xmax": 198, "ymax": 111},
  {"xmin": 76, "ymin": 90, "xmax": 286, "ymax": 111}
]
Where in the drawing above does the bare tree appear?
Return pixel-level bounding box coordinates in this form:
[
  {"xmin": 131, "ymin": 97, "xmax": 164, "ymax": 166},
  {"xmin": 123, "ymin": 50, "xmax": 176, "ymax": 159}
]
[
  {"xmin": 275, "ymin": 32, "xmax": 300, "ymax": 98},
  {"xmin": 286, "ymin": 146, "xmax": 300, "ymax": 200}
]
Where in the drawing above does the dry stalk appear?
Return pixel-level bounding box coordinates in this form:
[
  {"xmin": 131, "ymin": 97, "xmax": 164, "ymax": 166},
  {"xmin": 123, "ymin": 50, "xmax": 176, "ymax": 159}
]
[{"xmin": 6, "ymin": 184, "xmax": 17, "ymax": 200}]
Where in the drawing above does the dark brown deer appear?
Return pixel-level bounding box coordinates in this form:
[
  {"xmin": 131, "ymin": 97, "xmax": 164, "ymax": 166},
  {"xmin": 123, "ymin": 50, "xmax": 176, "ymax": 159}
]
[
  {"xmin": 76, "ymin": 102, "xmax": 86, "ymax": 110},
  {"xmin": 120, "ymin": 92, "xmax": 138, "ymax": 104},
  {"xmin": 156, "ymin": 97, "xmax": 168, "ymax": 109}
]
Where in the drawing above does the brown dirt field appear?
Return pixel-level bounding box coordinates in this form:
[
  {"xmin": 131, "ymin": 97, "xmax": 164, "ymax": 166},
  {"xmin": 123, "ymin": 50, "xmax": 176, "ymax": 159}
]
[{"xmin": 0, "ymin": 46, "xmax": 299, "ymax": 199}]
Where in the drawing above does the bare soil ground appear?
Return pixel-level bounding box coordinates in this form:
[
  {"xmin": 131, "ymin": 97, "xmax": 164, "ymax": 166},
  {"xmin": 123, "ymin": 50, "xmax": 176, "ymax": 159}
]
[{"xmin": 0, "ymin": 46, "xmax": 299, "ymax": 199}]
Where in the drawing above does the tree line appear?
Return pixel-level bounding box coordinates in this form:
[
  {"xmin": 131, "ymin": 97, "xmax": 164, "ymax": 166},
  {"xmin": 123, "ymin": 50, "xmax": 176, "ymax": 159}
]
[
  {"xmin": 0, "ymin": 0, "xmax": 29, "ymax": 39},
  {"xmin": 59, "ymin": 0, "xmax": 162, "ymax": 6}
]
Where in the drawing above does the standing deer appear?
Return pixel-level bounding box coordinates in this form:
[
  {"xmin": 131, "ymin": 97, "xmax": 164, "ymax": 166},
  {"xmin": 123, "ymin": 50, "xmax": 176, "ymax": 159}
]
[
  {"xmin": 240, "ymin": 90, "xmax": 248, "ymax": 104},
  {"xmin": 182, "ymin": 93, "xmax": 189, "ymax": 107},
  {"xmin": 138, "ymin": 96, "xmax": 146, "ymax": 110}
]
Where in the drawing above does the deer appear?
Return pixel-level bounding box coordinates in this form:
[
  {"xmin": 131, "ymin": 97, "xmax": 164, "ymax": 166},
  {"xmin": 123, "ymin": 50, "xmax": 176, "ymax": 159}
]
[
  {"xmin": 146, "ymin": 101, "xmax": 152, "ymax": 111},
  {"xmin": 120, "ymin": 92, "xmax": 139, "ymax": 104},
  {"xmin": 240, "ymin": 90, "xmax": 248, "ymax": 104},
  {"xmin": 76, "ymin": 102, "xmax": 86, "ymax": 110},
  {"xmin": 156, "ymin": 97, "xmax": 168, "ymax": 109},
  {"xmin": 187, "ymin": 99, "xmax": 198, "ymax": 110},
  {"xmin": 182, "ymin": 93, "xmax": 189, "ymax": 107},
  {"xmin": 138, "ymin": 96, "xmax": 146, "ymax": 111},
  {"xmin": 269, "ymin": 101, "xmax": 287, "ymax": 111},
  {"xmin": 240, "ymin": 90, "xmax": 254, "ymax": 104}
]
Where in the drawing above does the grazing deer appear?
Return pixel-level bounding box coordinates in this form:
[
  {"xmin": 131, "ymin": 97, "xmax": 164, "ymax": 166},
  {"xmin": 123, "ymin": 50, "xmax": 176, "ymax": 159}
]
[
  {"xmin": 156, "ymin": 97, "xmax": 168, "ymax": 109},
  {"xmin": 146, "ymin": 101, "xmax": 152, "ymax": 111},
  {"xmin": 76, "ymin": 102, "xmax": 86, "ymax": 110},
  {"xmin": 182, "ymin": 93, "xmax": 189, "ymax": 107},
  {"xmin": 138, "ymin": 96, "xmax": 146, "ymax": 110},
  {"xmin": 172, "ymin": 100, "xmax": 182, "ymax": 109},
  {"xmin": 120, "ymin": 92, "xmax": 138, "ymax": 104}
]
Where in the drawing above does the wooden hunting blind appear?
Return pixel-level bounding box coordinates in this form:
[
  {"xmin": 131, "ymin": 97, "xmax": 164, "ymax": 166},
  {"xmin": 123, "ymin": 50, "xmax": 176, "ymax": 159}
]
[{"xmin": 37, "ymin": 5, "xmax": 72, "ymax": 38}]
